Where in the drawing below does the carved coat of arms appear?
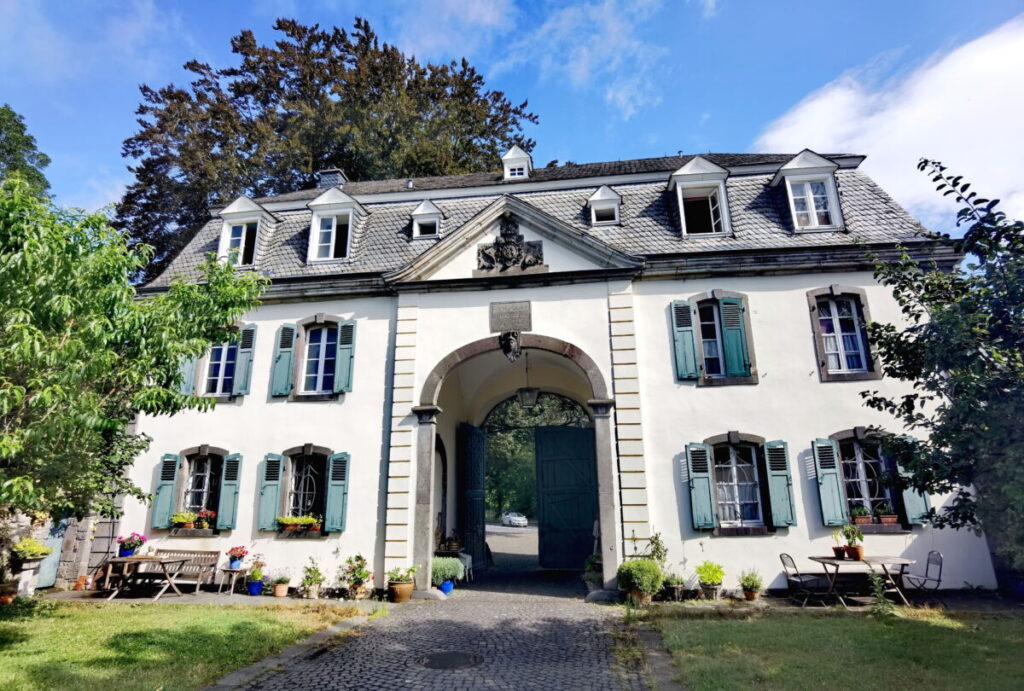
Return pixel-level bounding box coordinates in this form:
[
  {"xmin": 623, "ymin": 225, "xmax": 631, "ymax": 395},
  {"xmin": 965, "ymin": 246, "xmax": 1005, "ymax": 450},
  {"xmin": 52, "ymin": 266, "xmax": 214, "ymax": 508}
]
[{"xmin": 477, "ymin": 213, "xmax": 544, "ymax": 273}]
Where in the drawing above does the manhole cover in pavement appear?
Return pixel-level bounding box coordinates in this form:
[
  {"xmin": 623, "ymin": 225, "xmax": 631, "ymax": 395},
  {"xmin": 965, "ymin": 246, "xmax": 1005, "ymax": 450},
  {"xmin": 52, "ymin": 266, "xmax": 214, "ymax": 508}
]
[{"xmin": 417, "ymin": 652, "xmax": 484, "ymax": 670}]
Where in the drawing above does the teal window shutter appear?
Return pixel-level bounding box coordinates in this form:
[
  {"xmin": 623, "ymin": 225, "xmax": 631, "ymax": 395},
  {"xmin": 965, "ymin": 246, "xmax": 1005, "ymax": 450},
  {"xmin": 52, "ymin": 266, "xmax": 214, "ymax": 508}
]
[
  {"xmin": 685, "ymin": 443, "xmax": 716, "ymax": 530},
  {"xmin": 216, "ymin": 453, "xmax": 243, "ymax": 529},
  {"xmin": 719, "ymin": 298, "xmax": 751, "ymax": 377},
  {"xmin": 258, "ymin": 454, "xmax": 284, "ymax": 530},
  {"xmin": 897, "ymin": 462, "xmax": 931, "ymax": 525},
  {"xmin": 812, "ymin": 438, "xmax": 848, "ymax": 526},
  {"xmin": 764, "ymin": 440, "xmax": 797, "ymax": 527},
  {"xmin": 152, "ymin": 454, "xmax": 180, "ymax": 529},
  {"xmin": 333, "ymin": 320, "xmax": 357, "ymax": 394},
  {"xmin": 671, "ymin": 301, "xmax": 699, "ymax": 380},
  {"xmin": 232, "ymin": 324, "xmax": 257, "ymax": 396},
  {"xmin": 270, "ymin": 324, "xmax": 296, "ymax": 397},
  {"xmin": 177, "ymin": 356, "xmax": 197, "ymax": 395},
  {"xmin": 324, "ymin": 452, "xmax": 351, "ymax": 532}
]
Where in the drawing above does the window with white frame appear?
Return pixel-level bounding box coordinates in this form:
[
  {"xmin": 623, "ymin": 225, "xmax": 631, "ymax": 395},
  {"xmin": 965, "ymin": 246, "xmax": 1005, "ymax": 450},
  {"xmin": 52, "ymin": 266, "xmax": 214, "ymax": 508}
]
[
  {"xmin": 816, "ymin": 296, "xmax": 868, "ymax": 373},
  {"xmin": 413, "ymin": 218, "xmax": 439, "ymax": 237},
  {"xmin": 226, "ymin": 221, "xmax": 258, "ymax": 266},
  {"xmin": 205, "ymin": 342, "xmax": 238, "ymax": 395},
  {"xmin": 786, "ymin": 177, "xmax": 837, "ymax": 229},
  {"xmin": 679, "ymin": 185, "xmax": 725, "ymax": 234},
  {"xmin": 712, "ymin": 443, "xmax": 763, "ymax": 526},
  {"xmin": 182, "ymin": 454, "xmax": 222, "ymax": 513},
  {"xmin": 698, "ymin": 302, "xmax": 725, "ymax": 377},
  {"xmin": 302, "ymin": 324, "xmax": 338, "ymax": 393},
  {"xmin": 838, "ymin": 439, "xmax": 891, "ymax": 515},
  {"xmin": 313, "ymin": 213, "xmax": 350, "ymax": 260}
]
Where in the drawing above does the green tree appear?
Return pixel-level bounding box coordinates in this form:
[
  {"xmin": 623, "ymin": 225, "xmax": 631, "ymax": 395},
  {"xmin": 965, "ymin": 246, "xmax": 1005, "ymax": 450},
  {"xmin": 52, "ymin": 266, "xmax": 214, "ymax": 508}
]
[
  {"xmin": 864, "ymin": 159, "xmax": 1024, "ymax": 569},
  {"xmin": 0, "ymin": 176, "xmax": 266, "ymax": 518},
  {"xmin": 0, "ymin": 105, "xmax": 50, "ymax": 197},
  {"xmin": 116, "ymin": 17, "xmax": 538, "ymax": 281}
]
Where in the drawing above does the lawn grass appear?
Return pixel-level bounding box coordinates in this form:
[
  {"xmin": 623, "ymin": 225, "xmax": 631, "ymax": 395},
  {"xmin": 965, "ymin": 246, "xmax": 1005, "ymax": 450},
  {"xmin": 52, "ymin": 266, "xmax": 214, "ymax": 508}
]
[
  {"xmin": 0, "ymin": 599, "xmax": 360, "ymax": 691},
  {"xmin": 654, "ymin": 607, "xmax": 1024, "ymax": 690}
]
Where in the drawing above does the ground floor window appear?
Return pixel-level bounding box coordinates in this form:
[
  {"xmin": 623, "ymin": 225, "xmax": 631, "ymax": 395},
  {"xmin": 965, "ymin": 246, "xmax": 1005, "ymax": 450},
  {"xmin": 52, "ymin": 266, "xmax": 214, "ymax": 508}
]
[
  {"xmin": 839, "ymin": 439, "xmax": 891, "ymax": 515},
  {"xmin": 712, "ymin": 443, "xmax": 763, "ymax": 526},
  {"xmin": 183, "ymin": 454, "xmax": 222, "ymax": 513},
  {"xmin": 289, "ymin": 454, "xmax": 327, "ymax": 517}
]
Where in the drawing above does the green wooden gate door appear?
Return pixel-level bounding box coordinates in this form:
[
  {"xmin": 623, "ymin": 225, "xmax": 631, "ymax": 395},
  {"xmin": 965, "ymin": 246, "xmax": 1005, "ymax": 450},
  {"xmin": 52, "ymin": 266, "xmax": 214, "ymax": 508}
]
[
  {"xmin": 535, "ymin": 426, "xmax": 597, "ymax": 569},
  {"xmin": 457, "ymin": 423, "xmax": 487, "ymax": 567}
]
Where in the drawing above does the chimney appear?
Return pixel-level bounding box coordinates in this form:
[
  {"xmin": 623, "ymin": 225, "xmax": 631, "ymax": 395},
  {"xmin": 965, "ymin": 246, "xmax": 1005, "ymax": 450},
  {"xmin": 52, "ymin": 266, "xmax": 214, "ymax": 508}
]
[{"xmin": 317, "ymin": 168, "xmax": 347, "ymax": 189}]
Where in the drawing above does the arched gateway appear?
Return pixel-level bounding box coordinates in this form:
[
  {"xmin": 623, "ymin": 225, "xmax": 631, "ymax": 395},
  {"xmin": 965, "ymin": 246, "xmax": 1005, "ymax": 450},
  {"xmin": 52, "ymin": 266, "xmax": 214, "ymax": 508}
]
[{"xmin": 410, "ymin": 334, "xmax": 620, "ymax": 591}]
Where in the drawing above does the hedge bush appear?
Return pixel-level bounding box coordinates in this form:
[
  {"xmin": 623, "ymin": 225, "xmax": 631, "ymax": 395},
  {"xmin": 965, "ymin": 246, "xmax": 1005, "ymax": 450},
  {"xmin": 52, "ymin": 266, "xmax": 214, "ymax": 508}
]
[{"xmin": 616, "ymin": 558, "xmax": 663, "ymax": 595}]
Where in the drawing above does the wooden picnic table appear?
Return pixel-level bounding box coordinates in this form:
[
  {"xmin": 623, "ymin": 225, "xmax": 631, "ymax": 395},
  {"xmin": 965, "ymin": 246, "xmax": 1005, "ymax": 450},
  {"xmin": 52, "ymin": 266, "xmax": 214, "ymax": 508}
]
[
  {"xmin": 808, "ymin": 555, "xmax": 915, "ymax": 608},
  {"xmin": 101, "ymin": 556, "xmax": 191, "ymax": 602}
]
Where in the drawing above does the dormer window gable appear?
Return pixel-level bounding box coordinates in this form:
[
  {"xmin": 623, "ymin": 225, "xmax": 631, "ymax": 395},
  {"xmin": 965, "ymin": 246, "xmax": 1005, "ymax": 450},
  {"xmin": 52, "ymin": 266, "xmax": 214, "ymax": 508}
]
[
  {"xmin": 587, "ymin": 185, "xmax": 621, "ymax": 226},
  {"xmin": 501, "ymin": 144, "xmax": 533, "ymax": 181},
  {"xmin": 668, "ymin": 157, "xmax": 731, "ymax": 236},
  {"xmin": 306, "ymin": 187, "xmax": 363, "ymax": 263},
  {"xmin": 770, "ymin": 150, "xmax": 844, "ymax": 232},
  {"xmin": 217, "ymin": 196, "xmax": 272, "ymax": 267},
  {"xmin": 411, "ymin": 199, "xmax": 443, "ymax": 238}
]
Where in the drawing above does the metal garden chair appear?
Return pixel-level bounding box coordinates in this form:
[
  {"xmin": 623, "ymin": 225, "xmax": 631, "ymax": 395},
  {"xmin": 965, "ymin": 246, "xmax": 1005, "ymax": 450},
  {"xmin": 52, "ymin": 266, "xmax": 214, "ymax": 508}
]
[
  {"xmin": 780, "ymin": 553, "xmax": 830, "ymax": 607},
  {"xmin": 902, "ymin": 550, "xmax": 944, "ymax": 607}
]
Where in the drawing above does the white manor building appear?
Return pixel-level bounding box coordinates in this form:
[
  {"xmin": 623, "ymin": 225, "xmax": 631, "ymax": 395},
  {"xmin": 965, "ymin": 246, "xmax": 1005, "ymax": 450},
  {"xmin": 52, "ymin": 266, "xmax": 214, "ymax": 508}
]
[{"xmin": 122, "ymin": 147, "xmax": 996, "ymax": 593}]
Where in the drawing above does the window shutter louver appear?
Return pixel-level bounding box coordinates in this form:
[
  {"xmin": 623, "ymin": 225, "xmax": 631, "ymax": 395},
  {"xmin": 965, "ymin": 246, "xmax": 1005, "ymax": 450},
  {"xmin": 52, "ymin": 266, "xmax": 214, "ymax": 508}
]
[
  {"xmin": 232, "ymin": 324, "xmax": 257, "ymax": 396},
  {"xmin": 719, "ymin": 298, "xmax": 751, "ymax": 377},
  {"xmin": 177, "ymin": 356, "xmax": 197, "ymax": 395},
  {"xmin": 764, "ymin": 440, "xmax": 797, "ymax": 527},
  {"xmin": 333, "ymin": 320, "xmax": 357, "ymax": 394},
  {"xmin": 897, "ymin": 462, "xmax": 931, "ymax": 525},
  {"xmin": 812, "ymin": 438, "xmax": 848, "ymax": 526},
  {"xmin": 685, "ymin": 443, "xmax": 716, "ymax": 530},
  {"xmin": 324, "ymin": 452, "xmax": 351, "ymax": 532},
  {"xmin": 216, "ymin": 453, "xmax": 243, "ymax": 529},
  {"xmin": 152, "ymin": 454, "xmax": 180, "ymax": 529},
  {"xmin": 270, "ymin": 324, "xmax": 296, "ymax": 396},
  {"xmin": 671, "ymin": 300, "xmax": 699, "ymax": 380},
  {"xmin": 258, "ymin": 454, "xmax": 284, "ymax": 530}
]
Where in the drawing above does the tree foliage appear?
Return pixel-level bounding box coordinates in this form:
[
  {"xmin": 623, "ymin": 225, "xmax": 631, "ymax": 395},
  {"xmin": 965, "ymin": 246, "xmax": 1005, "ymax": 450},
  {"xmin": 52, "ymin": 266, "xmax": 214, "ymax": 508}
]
[
  {"xmin": 864, "ymin": 159, "xmax": 1024, "ymax": 569},
  {"xmin": 0, "ymin": 105, "xmax": 50, "ymax": 198},
  {"xmin": 116, "ymin": 17, "xmax": 538, "ymax": 281},
  {"xmin": 0, "ymin": 176, "xmax": 266, "ymax": 518}
]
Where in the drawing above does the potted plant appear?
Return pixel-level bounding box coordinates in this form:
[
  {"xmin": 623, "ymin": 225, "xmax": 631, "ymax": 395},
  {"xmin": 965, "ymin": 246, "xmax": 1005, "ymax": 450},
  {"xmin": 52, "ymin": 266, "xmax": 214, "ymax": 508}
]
[
  {"xmin": 226, "ymin": 545, "xmax": 248, "ymax": 570},
  {"xmin": 444, "ymin": 534, "xmax": 462, "ymax": 552},
  {"xmin": 431, "ymin": 556, "xmax": 464, "ymax": 594},
  {"xmin": 115, "ymin": 532, "xmax": 147, "ymax": 557},
  {"xmin": 842, "ymin": 524, "xmax": 865, "ymax": 560},
  {"xmin": 850, "ymin": 505, "xmax": 872, "ymax": 525},
  {"xmin": 830, "ymin": 529, "xmax": 847, "ymax": 559},
  {"xmin": 247, "ymin": 560, "xmax": 265, "ymax": 596},
  {"xmin": 695, "ymin": 561, "xmax": 725, "ymax": 601},
  {"xmin": 341, "ymin": 554, "xmax": 373, "ymax": 599},
  {"xmin": 386, "ymin": 566, "xmax": 418, "ymax": 603},
  {"xmin": 875, "ymin": 502, "xmax": 899, "ymax": 525},
  {"xmin": 308, "ymin": 515, "xmax": 322, "ymax": 532},
  {"xmin": 616, "ymin": 558, "xmax": 663, "ymax": 606},
  {"xmin": 196, "ymin": 509, "xmax": 216, "ymax": 529},
  {"xmin": 582, "ymin": 554, "xmax": 603, "ymax": 593},
  {"xmin": 0, "ymin": 561, "xmax": 18, "ymax": 605},
  {"xmin": 301, "ymin": 558, "xmax": 326, "ymax": 599},
  {"xmin": 277, "ymin": 516, "xmax": 300, "ymax": 531},
  {"xmin": 272, "ymin": 575, "xmax": 290, "ymax": 597},
  {"xmin": 662, "ymin": 574, "xmax": 686, "ymax": 602},
  {"xmin": 11, "ymin": 537, "xmax": 54, "ymax": 573},
  {"xmin": 171, "ymin": 511, "xmax": 197, "ymax": 529},
  {"xmin": 739, "ymin": 569, "xmax": 763, "ymax": 601}
]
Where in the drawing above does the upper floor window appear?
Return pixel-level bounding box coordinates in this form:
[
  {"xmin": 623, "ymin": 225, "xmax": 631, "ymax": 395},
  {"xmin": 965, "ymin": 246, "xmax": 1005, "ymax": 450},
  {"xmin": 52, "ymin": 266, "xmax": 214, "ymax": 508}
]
[
  {"xmin": 587, "ymin": 185, "xmax": 621, "ymax": 226},
  {"xmin": 501, "ymin": 145, "xmax": 533, "ymax": 180},
  {"xmin": 270, "ymin": 317, "xmax": 357, "ymax": 398},
  {"xmin": 508, "ymin": 167, "xmax": 525, "ymax": 177},
  {"xmin": 681, "ymin": 186, "xmax": 724, "ymax": 234},
  {"xmin": 205, "ymin": 342, "xmax": 237, "ymax": 395},
  {"xmin": 303, "ymin": 324, "xmax": 338, "ymax": 394},
  {"xmin": 226, "ymin": 221, "xmax": 258, "ymax": 266},
  {"xmin": 414, "ymin": 219, "xmax": 438, "ymax": 236},
  {"xmin": 807, "ymin": 286, "xmax": 878, "ymax": 382},
  {"xmin": 670, "ymin": 291, "xmax": 756, "ymax": 385},
  {"xmin": 313, "ymin": 213, "xmax": 350, "ymax": 260},
  {"xmin": 411, "ymin": 199, "xmax": 443, "ymax": 238},
  {"xmin": 786, "ymin": 177, "xmax": 835, "ymax": 229}
]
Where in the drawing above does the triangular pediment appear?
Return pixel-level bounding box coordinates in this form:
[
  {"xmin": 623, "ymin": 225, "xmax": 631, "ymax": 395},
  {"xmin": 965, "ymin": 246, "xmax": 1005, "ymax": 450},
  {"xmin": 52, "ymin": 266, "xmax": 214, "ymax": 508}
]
[
  {"xmin": 308, "ymin": 186, "xmax": 362, "ymax": 210},
  {"xmin": 411, "ymin": 199, "xmax": 443, "ymax": 217},
  {"xmin": 588, "ymin": 185, "xmax": 621, "ymax": 204},
  {"xmin": 384, "ymin": 195, "xmax": 642, "ymax": 283},
  {"xmin": 770, "ymin": 149, "xmax": 838, "ymax": 185},
  {"xmin": 219, "ymin": 196, "xmax": 265, "ymax": 218},
  {"xmin": 668, "ymin": 156, "xmax": 728, "ymax": 189}
]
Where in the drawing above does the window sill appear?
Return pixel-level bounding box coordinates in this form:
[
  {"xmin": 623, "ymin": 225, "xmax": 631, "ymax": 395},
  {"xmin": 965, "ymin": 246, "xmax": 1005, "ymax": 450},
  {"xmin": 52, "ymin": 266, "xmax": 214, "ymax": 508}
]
[
  {"xmin": 306, "ymin": 257, "xmax": 352, "ymax": 265},
  {"xmin": 818, "ymin": 369, "xmax": 882, "ymax": 383},
  {"xmin": 698, "ymin": 374, "xmax": 759, "ymax": 387},
  {"xmin": 681, "ymin": 232, "xmax": 732, "ymax": 239},
  {"xmin": 292, "ymin": 393, "xmax": 339, "ymax": 402},
  {"xmin": 169, "ymin": 528, "xmax": 221, "ymax": 537},
  {"xmin": 714, "ymin": 526, "xmax": 769, "ymax": 537},
  {"xmin": 275, "ymin": 530, "xmax": 328, "ymax": 539},
  {"xmin": 860, "ymin": 524, "xmax": 912, "ymax": 535},
  {"xmin": 793, "ymin": 226, "xmax": 846, "ymax": 234}
]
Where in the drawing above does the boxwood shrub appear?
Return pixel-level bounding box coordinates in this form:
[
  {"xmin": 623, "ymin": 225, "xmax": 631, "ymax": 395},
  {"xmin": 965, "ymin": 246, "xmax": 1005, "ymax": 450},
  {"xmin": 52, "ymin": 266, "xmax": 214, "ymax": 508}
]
[{"xmin": 616, "ymin": 558, "xmax": 663, "ymax": 595}]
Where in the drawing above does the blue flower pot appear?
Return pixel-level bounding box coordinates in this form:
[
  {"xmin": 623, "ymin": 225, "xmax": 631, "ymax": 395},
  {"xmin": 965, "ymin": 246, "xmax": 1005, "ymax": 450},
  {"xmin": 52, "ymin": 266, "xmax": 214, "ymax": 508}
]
[
  {"xmin": 118, "ymin": 547, "xmax": 136, "ymax": 558},
  {"xmin": 229, "ymin": 558, "xmax": 243, "ymax": 570},
  {"xmin": 247, "ymin": 581, "xmax": 264, "ymax": 596},
  {"xmin": 439, "ymin": 580, "xmax": 454, "ymax": 595}
]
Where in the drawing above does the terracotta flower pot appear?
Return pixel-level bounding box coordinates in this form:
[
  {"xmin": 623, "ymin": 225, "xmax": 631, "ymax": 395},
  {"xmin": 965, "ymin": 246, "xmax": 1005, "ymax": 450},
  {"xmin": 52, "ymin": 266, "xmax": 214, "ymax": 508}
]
[
  {"xmin": 879, "ymin": 515, "xmax": 899, "ymax": 525},
  {"xmin": 0, "ymin": 593, "xmax": 14, "ymax": 606},
  {"xmin": 853, "ymin": 516, "xmax": 872, "ymax": 525},
  {"xmin": 273, "ymin": 583, "xmax": 289, "ymax": 597},
  {"xmin": 349, "ymin": 583, "xmax": 368, "ymax": 600},
  {"xmin": 744, "ymin": 590, "xmax": 758, "ymax": 601},
  {"xmin": 388, "ymin": 581, "xmax": 414, "ymax": 604},
  {"xmin": 846, "ymin": 545, "xmax": 865, "ymax": 561},
  {"xmin": 629, "ymin": 589, "xmax": 652, "ymax": 606},
  {"xmin": 831, "ymin": 546, "xmax": 847, "ymax": 559},
  {"xmin": 284, "ymin": 524, "xmax": 298, "ymax": 531},
  {"xmin": 182, "ymin": 522, "xmax": 195, "ymax": 530},
  {"xmin": 310, "ymin": 524, "xmax": 321, "ymax": 532}
]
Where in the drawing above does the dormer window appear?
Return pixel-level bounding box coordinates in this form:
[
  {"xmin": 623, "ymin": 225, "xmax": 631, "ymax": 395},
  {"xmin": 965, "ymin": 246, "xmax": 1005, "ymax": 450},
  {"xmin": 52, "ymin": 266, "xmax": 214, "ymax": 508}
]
[
  {"xmin": 226, "ymin": 221, "xmax": 258, "ymax": 266},
  {"xmin": 306, "ymin": 187, "xmax": 362, "ymax": 263},
  {"xmin": 770, "ymin": 150, "xmax": 844, "ymax": 231},
  {"xmin": 313, "ymin": 213, "xmax": 350, "ymax": 259},
  {"xmin": 681, "ymin": 187, "xmax": 724, "ymax": 234},
  {"xmin": 218, "ymin": 196, "xmax": 271, "ymax": 267},
  {"xmin": 668, "ymin": 156, "xmax": 731, "ymax": 237},
  {"xmin": 501, "ymin": 145, "xmax": 533, "ymax": 181},
  {"xmin": 411, "ymin": 199, "xmax": 443, "ymax": 239},
  {"xmin": 508, "ymin": 167, "xmax": 525, "ymax": 178},
  {"xmin": 587, "ymin": 185, "xmax": 621, "ymax": 226},
  {"xmin": 415, "ymin": 220, "xmax": 438, "ymax": 236}
]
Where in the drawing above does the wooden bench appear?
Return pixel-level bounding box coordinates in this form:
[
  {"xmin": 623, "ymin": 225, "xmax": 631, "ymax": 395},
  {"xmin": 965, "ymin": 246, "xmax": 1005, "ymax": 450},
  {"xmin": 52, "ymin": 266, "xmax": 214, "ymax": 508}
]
[{"xmin": 150, "ymin": 549, "xmax": 219, "ymax": 594}]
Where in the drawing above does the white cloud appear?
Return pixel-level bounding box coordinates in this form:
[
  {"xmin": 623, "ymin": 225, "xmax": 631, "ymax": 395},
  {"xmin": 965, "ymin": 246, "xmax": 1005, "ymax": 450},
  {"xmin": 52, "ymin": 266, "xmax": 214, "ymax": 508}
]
[
  {"xmin": 492, "ymin": 0, "xmax": 666, "ymax": 120},
  {"xmin": 755, "ymin": 15, "xmax": 1024, "ymax": 230},
  {"xmin": 0, "ymin": 0, "xmax": 79, "ymax": 85},
  {"xmin": 690, "ymin": 0, "xmax": 717, "ymax": 19},
  {"xmin": 393, "ymin": 0, "xmax": 518, "ymax": 61}
]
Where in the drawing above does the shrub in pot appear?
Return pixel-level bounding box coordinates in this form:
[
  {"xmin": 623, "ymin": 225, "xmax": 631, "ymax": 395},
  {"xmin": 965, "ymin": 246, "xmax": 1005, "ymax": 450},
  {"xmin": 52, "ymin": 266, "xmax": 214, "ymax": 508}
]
[
  {"xmin": 850, "ymin": 506, "xmax": 872, "ymax": 525},
  {"xmin": 11, "ymin": 537, "xmax": 54, "ymax": 572},
  {"xmin": 247, "ymin": 560, "xmax": 265, "ymax": 596},
  {"xmin": 695, "ymin": 561, "xmax": 725, "ymax": 600},
  {"xmin": 581, "ymin": 554, "xmax": 603, "ymax": 592},
  {"xmin": 386, "ymin": 566, "xmax": 418, "ymax": 603},
  {"xmin": 431, "ymin": 556, "xmax": 464, "ymax": 595},
  {"xmin": 830, "ymin": 529, "xmax": 847, "ymax": 559},
  {"xmin": 616, "ymin": 558, "xmax": 663, "ymax": 606},
  {"xmin": 662, "ymin": 574, "xmax": 686, "ymax": 602},
  {"xmin": 272, "ymin": 576, "xmax": 290, "ymax": 597},
  {"xmin": 301, "ymin": 558, "xmax": 325, "ymax": 599},
  {"xmin": 171, "ymin": 512, "xmax": 197, "ymax": 529},
  {"xmin": 875, "ymin": 502, "xmax": 899, "ymax": 525},
  {"xmin": 341, "ymin": 554, "xmax": 373, "ymax": 599},
  {"xmin": 739, "ymin": 569, "xmax": 763, "ymax": 601},
  {"xmin": 842, "ymin": 524, "xmax": 865, "ymax": 561}
]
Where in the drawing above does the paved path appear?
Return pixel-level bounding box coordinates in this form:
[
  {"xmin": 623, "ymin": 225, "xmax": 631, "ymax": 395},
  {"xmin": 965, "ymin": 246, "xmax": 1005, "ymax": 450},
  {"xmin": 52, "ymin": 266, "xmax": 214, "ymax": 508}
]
[{"xmin": 245, "ymin": 529, "xmax": 641, "ymax": 690}]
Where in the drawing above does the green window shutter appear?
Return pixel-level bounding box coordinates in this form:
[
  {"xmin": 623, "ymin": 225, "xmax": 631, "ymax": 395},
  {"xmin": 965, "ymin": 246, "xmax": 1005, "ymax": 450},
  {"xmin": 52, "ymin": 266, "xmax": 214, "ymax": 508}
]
[
  {"xmin": 685, "ymin": 443, "xmax": 716, "ymax": 530},
  {"xmin": 719, "ymin": 298, "xmax": 751, "ymax": 377},
  {"xmin": 333, "ymin": 320, "xmax": 357, "ymax": 394},
  {"xmin": 897, "ymin": 462, "xmax": 931, "ymax": 525},
  {"xmin": 324, "ymin": 452, "xmax": 351, "ymax": 532},
  {"xmin": 258, "ymin": 454, "xmax": 284, "ymax": 530},
  {"xmin": 152, "ymin": 454, "xmax": 180, "ymax": 529},
  {"xmin": 177, "ymin": 356, "xmax": 197, "ymax": 395},
  {"xmin": 270, "ymin": 324, "xmax": 296, "ymax": 397},
  {"xmin": 216, "ymin": 453, "xmax": 243, "ymax": 529},
  {"xmin": 671, "ymin": 300, "xmax": 699, "ymax": 380},
  {"xmin": 232, "ymin": 324, "xmax": 257, "ymax": 396},
  {"xmin": 764, "ymin": 440, "xmax": 797, "ymax": 527},
  {"xmin": 812, "ymin": 438, "xmax": 848, "ymax": 526}
]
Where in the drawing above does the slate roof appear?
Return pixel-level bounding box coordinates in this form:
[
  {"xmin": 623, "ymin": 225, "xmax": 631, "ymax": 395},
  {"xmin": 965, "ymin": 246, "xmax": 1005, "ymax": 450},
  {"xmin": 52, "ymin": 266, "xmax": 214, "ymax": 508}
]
[{"xmin": 146, "ymin": 160, "xmax": 927, "ymax": 289}]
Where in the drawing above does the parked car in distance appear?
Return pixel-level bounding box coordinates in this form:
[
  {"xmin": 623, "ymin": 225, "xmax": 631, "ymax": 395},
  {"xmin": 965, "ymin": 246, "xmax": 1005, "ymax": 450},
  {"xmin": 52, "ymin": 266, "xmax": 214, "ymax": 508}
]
[{"xmin": 501, "ymin": 512, "xmax": 528, "ymax": 527}]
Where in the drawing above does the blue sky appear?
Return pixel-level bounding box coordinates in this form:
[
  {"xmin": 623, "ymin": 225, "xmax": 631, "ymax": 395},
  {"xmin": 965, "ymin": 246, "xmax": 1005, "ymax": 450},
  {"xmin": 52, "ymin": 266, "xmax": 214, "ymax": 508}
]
[{"xmin": 2, "ymin": 0, "xmax": 1022, "ymax": 227}]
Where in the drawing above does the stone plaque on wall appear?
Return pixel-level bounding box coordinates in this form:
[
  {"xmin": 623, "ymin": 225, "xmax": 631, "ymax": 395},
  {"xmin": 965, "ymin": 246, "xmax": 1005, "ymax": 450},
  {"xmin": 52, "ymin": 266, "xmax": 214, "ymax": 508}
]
[{"xmin": 489, "ymin": 301, "xmax": 532, "ymax": 333}]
